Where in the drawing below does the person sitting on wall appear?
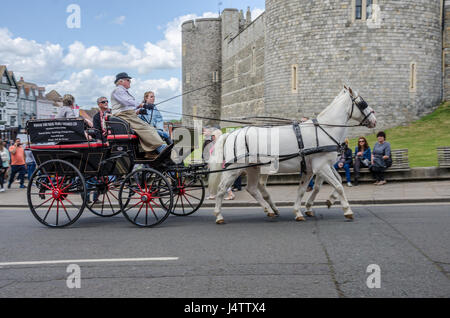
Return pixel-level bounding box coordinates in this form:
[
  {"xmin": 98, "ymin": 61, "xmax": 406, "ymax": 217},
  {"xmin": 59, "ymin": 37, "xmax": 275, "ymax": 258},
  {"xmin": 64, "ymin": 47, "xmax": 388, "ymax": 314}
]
[
  {"xmin": 370, "ymin": 131, "xmax": 392, "ymax": 186},
  {"xmin": 110, "ymin": 72, "xmax": 172, "ymax": 161},
  {"xmin": 333, "ymin": 138, "xmax": 353, "ymax": 187},
  {"xmin": 138, "ymin": 91, "xmax": 172, "ymax": 145},
  {"xmin": 353, "ymin": 136, "xmax": 371, "ymax": 186}
]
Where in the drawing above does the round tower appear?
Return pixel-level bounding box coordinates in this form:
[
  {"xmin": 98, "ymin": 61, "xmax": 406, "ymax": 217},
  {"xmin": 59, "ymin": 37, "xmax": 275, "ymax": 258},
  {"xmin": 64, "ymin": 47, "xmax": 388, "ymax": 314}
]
[
  {"xmin": 182, "ymin": 18, "xmax": 222, "ymax": 128},
  {"xmin": 264, "ymin": 0, "xmax": 443, "ymax": 133}
]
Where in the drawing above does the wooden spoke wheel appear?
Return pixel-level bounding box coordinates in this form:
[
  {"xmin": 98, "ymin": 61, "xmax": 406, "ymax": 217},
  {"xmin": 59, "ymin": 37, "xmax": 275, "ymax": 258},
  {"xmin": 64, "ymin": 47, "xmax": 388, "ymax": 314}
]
[
  {"xmin": 162, "ymin": 171, "xmax": 205, "ymax": 217},
  {"xmin": 118, "ymin": 168, "xmax": 173, "ymax": 228},
  {"xmin": 86, "ymin": 176, "xmax": 123, "ymax": 217},
  {"xmin": 27, "ymin": 159, "xmax": 87, "ymax": 228}
]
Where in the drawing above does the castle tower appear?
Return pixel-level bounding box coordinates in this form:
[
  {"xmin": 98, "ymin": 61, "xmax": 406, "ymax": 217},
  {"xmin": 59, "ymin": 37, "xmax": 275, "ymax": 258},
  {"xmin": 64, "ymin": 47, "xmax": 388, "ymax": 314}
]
[
  {"xmin": 265, "ymin": 0, "xmax": 443, "ymax": 133},
  {"xmin": 182, "ymin": 18, "xmax": 222, "ymax": 127}
]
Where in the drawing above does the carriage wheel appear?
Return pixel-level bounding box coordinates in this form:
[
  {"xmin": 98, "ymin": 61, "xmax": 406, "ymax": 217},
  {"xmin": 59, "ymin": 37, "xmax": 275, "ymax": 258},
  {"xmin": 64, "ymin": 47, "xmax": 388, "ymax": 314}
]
[
  {"xmin": 27, "ymin": 160, "xmax": 87, "ymax": 228},
  {"xmin": 86, "ymin": 176, "xmax": 123, "ymax": 217},
  {"xmin": 119, "ymin": 168, "xmax": 173, "ymax": 228},
  {"xmin": 162, "ymin": 171, "xmax": 205, "ymax": 217}
]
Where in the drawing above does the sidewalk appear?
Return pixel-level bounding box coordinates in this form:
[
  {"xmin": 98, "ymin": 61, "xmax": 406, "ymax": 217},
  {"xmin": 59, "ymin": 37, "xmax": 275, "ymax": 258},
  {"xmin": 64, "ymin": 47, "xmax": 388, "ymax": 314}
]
[{"xmin": 1, "ymin": 180, "xmax": 450, "ymax": 208}]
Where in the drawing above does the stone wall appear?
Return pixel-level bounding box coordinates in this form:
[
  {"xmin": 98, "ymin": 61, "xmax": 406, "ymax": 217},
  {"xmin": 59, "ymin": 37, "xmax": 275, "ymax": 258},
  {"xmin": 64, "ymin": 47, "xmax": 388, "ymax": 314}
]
[
  {"xmin": 182, "ymin": 18, "xmax": 222, "ymax": 128},
  {"xmin": 264, "ymin": 0, "xmax": 443, "ymax": 137},
  {"xmin": 221, "ymin": 13, "xmax": 266, "ymax": 125}
]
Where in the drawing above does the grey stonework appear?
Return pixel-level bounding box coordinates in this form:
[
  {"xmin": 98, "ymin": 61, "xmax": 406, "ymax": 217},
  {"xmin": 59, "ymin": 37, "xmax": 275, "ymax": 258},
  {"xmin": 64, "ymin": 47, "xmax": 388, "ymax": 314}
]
[
  {"xmin": 182, "ymin": 18, "xmax": 222, "ymax": 128},
  {"xmin": 183, "ymin": 1, "xmax": 446, "ymax": 137}
]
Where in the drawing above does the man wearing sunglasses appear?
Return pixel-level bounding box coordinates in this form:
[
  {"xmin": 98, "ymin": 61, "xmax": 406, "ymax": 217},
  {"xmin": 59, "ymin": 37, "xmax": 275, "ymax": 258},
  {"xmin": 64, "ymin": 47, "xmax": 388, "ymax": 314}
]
[
  {"xmin": 110, "ymin": 72, "xmax": 172, "ymax": 160},
  {"xmin": 93, "ymin": 97, "xmax": 111, "ymax": 142}
]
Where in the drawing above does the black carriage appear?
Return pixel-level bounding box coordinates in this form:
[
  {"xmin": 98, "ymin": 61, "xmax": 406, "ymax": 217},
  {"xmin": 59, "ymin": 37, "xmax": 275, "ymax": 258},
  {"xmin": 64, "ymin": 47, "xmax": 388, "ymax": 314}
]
[{"xmin": 25, "ymin": 118, "xmax": 206, "ymax": 228}]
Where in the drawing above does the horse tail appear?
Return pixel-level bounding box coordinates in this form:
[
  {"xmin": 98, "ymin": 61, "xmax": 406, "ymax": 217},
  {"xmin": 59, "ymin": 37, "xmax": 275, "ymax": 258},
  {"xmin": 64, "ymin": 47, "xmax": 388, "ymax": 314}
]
[{"xmin": 208, "ymin": 133, "xmax": 229, "ymax": 196}]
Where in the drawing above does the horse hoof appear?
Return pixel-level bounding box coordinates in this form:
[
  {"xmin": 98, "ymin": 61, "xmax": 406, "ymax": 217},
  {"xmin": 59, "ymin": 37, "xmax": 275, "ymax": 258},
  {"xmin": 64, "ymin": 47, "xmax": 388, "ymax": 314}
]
[
  {"xmin": 295, "ymin": 216, "xmax": 306, "ymax": 222},
  {"xmin": 267, "ymin": 213, "xmax": 276, "ymax": 218},
  {"xmin": 326, "ymin": 200, "xmax": 332, "ymax": 209},
  {"xmin": 305, "ymin": 211, "xmax": 314, "ymax": 217},
  {"xmin": 216, "ymin": 219, "xmax": 226, "ymax": 225},
  {"xmin": 345, "ymin": 214, "xmax": 354, "ymax": 221}
]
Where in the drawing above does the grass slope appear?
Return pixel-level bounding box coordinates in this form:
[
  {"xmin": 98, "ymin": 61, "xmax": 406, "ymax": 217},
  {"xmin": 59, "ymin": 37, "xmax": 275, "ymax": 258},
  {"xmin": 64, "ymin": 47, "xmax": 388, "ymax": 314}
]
[{"xmin": 349, "ymin": 101, "xmax": 450, "ymax": 167}]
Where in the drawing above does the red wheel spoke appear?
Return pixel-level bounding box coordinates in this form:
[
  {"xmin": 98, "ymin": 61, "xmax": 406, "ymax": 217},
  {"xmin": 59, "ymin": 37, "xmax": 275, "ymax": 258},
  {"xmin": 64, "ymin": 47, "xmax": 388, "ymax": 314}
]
[
  {"xmin": 133, "ymin": 202, "xmax": 145, "ymax": 222},
  {"xmin": 59, "ymin": 199, "xmax": 72, "ymax": 221},
  {"xmin": 47, "ymin": 176, "xmax": 56, "ymax": 191},
  {"xmin": 184, "ymin": 192, "xmax": 201, "ymax": 201},
  {"xmin": 43, "ymin": 199, "xmax": 56, "ymax": 222},
  {"xmin": 148, "ymin": 202, "xmax": 159, "ymax": 221},
  {"xmin": 36, "ymin": 181, "xmax": 53, "ymax": 191},
  {"xmin": 182, "ymin": 194, "xmax": 195, "ymax": 210},
  {"xmin": 34, "ymin": 196, "xmax": 54, "ymax": 210}
]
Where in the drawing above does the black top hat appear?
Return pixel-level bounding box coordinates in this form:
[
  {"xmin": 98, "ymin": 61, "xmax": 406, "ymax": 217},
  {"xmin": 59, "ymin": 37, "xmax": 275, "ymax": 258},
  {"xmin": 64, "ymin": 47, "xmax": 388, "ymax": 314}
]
[{"xmin": 115, "ymin": 72, "xmax": 132, "ymax": 84}]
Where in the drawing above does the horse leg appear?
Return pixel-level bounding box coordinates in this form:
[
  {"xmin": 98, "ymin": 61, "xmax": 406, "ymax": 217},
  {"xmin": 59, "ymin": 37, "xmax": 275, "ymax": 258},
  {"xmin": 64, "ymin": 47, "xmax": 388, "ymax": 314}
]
[
  {"xmin": 245, "ymin": 167, "xmax": 277, "ymax": 219},
  {"xmin": 214, "ymin": 169, "xmax": 242, "ymax": 224},
  {"xmin": 326, "ymin": 166, "xmax": 342, "ymax": 209},
  {"xmin": 305, "ymin": 175, "xmax": 324, "ymax": 217},
  {"xmin": 292, "ymin": 172, "xmax": 312, "ymax": 222},
  {"xmin": 258, "ymin": 174, "xmax": 280, "ymax": 217},
  {"xmin": 316, "ymin": 165, "xmax": 354, "ymax": 220}
]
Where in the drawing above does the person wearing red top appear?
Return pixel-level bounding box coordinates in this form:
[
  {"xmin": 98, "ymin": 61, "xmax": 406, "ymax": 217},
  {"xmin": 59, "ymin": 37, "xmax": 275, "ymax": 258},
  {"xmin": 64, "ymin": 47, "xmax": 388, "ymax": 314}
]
[{"xmin": 8, "ymin": 138, "xmax": 26, "ymax": 189}]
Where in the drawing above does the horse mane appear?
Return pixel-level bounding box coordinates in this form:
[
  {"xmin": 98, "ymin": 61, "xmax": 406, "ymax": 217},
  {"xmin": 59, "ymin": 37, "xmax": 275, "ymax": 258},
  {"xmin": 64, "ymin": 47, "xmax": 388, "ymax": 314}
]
[{"xmin": 317, "ymin": 88, "xmax": 350, "ymax": 118}]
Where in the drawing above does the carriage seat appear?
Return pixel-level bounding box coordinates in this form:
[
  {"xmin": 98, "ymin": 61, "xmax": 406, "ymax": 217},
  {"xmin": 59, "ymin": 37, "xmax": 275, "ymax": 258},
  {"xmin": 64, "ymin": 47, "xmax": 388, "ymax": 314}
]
[
  {"xmin": 29, "ymin": 142, "xmax": 108, "ymax": 150},
  {"xmin": 106, "ymin": 116, "xmax": 139, "ymax": 141}
]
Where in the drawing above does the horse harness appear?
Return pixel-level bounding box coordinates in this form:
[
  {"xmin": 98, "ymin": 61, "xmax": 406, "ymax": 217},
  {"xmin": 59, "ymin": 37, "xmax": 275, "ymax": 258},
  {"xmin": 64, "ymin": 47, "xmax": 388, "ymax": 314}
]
[{"xmin": 220, "ymin": 95, "xmax": 372, "ymax": 175}]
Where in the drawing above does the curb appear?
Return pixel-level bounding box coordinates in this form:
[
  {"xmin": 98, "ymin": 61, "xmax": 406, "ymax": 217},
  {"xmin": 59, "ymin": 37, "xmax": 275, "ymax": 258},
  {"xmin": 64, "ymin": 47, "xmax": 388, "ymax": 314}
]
[{"xmin": 2, "ymin": 198, "xmax": 450, "ymax": 209}]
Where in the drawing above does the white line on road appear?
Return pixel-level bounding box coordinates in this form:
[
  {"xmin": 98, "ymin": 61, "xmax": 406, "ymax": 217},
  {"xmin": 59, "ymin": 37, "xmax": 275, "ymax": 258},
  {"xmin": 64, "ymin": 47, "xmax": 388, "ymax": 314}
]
[{"xmin": 0, "ymin": 257, "xmax": 179, "ymax": 267}]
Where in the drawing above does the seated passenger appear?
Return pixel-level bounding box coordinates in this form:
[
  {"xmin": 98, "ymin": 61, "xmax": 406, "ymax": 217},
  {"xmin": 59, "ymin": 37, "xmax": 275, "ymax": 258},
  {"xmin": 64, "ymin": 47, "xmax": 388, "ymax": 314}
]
[
  {"xmin": 110, "ymin": 72, "xmax": 171, "ymax": 160},
  {"xmin": 138, "ymin": 91, "xmax": 172, "ymax": 145},
  {"xmin": 93, "ymin": 96, "xmax": 111, "ymax": 142},
  {"xmin": 57, "ymin": 94, "xmax": 77, "ymax": 119}
]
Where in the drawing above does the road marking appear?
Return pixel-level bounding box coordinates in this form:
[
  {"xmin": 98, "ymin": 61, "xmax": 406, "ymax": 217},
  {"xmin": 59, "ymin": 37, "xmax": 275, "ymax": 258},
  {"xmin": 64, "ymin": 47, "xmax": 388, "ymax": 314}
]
[{"xmin": 0, "ymin": 257, "xmax": 179, "ymax": 267}]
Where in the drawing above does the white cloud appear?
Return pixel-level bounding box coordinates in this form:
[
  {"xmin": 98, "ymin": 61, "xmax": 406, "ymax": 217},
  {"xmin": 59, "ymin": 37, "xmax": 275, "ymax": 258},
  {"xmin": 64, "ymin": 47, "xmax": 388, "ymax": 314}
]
[
  {"xmin": 113, "ymin": 16, "xmax": 126, "ymax": 25},
  {"xmin": 251, "ymin": 8, "xmax": 264, "ymax": 20},
  {"xmin": 62, "ymin": 12, "xmax": 218, "ymax": 73},
  {"xmin": 46, "ymin": 69, "xmax": 182, "ymax": 119},
  {"xmin": 0, "ymin": 28, "xmax": 65, "ymax": 84}
]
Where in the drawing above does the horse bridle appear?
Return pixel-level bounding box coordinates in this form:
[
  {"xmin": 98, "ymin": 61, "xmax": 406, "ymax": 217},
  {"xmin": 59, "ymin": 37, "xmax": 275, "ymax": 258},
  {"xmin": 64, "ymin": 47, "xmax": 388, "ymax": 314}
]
[{"xmin": 349, "ymin": 95, "xmax": 374, "ymax": 127}]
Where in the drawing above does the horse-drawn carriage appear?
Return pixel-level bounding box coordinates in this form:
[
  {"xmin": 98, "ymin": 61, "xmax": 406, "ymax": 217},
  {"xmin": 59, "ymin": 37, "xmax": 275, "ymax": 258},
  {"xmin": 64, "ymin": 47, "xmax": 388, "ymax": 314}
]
[{"xmin": 25, "ymin": 117, "xmax": 206, "ymax": 228}]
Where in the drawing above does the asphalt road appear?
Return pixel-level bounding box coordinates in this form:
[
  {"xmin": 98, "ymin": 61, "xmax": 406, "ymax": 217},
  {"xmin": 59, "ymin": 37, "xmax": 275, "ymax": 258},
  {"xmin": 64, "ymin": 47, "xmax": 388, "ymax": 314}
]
[{"xmin": 0, "ymin": 204, "xmax": 449, "ymax": 298}]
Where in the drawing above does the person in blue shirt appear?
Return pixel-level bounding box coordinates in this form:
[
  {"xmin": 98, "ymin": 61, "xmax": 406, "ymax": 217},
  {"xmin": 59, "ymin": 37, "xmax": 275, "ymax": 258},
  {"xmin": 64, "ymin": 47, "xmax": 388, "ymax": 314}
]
[
  {"xmin": 353, "ymin": 136, "xmax": 371, "ymax": 186},
  {"xmin": 138, "ymin": 91, "xmax": 172, "ymax": 145},
  {"xmin": 334, "ymin": 138, "xmax": 353, "ymax": 187}
]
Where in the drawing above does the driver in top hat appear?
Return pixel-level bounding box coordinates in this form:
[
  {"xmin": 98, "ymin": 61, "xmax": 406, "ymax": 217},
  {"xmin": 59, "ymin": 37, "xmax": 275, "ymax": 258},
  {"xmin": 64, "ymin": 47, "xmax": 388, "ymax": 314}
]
[{"xmin": 110, "ymin": 72, "xmax": 172, "ymax": 160}]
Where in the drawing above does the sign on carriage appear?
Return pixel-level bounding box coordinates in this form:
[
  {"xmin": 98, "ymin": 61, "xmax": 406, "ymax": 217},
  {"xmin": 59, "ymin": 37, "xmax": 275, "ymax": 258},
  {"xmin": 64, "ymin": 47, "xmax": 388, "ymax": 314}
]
[{"xmin": 27, "ymin": 119, "xmax": 86, "ymax": 144}]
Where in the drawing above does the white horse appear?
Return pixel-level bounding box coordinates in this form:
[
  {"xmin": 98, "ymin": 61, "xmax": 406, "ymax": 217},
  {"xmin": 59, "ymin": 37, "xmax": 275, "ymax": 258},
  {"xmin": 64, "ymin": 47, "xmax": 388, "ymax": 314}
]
[{"xmin": 208, "ymin": 87, "xmax": 377, "ymax": 224}]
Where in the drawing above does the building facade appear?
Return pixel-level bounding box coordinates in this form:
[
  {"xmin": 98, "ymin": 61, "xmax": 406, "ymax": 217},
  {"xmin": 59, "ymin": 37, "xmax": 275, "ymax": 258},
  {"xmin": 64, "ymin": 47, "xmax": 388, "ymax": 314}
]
[
  {"xmin": 182, "ymin": 0, "xmax": 447, "ymax": 137},
  {"xmin": 0, "ymin": 66, "xmax": 19, "ymax": 138}
]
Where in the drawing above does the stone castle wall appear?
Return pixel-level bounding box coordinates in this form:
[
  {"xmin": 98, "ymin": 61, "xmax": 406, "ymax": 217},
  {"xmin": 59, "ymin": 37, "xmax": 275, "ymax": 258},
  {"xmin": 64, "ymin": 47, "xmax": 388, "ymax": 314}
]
[
  {"xmin": 181, "ymin": 18, "xmax": 222, "ymax": 128},
  {"xmin": 265, "ymin": 0, "xmax": 443, "ymax": 137},
  {"xmin": 221, "ymin": 12, "xmax": 265, "ymax": 124},
  {"xmin": 182, "ymin": 1, "xmax": 445, "ymax": 137}
]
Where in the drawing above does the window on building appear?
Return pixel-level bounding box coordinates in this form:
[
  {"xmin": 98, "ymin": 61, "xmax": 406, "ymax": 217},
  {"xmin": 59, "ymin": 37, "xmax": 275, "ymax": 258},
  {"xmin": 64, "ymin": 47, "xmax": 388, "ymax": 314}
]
[
  {"xmin": 355, "ymin": 0, "xmax": 363, "ymax": 20},
  {"xmin": 251, "ymin": 46, "xmax": 257, "ymax": 76},
  {"xmin": 410, "ymin": 62, "xmax": 417, "ymax": 92},
  {"xmin": 366, "ymin": 0, "xmax": 373, "ymax": 19},
  {"xmin": 291, "ymin": 64, "xmax": 298, "ymax": 93},
  {"xmin": 212, "ymin": 71, "xmax": 219, "ymax": 83},
  {"xmin": 185, "ymin": 72, "xmax": 191, "ymax": 84}
]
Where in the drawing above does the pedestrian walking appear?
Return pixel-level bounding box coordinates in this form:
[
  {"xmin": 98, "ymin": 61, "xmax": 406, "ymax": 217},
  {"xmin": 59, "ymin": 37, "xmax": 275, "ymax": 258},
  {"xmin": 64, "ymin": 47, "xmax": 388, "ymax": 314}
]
[
  {"xmin": 0, "ymin": 138, "xmax": 10, "ymax": 192},
  {"xmin": 8, "ymin": 138, "xmax": 26, "ymax": 189},
  {"xmin": 25, "ymin": 143, "xmax": 36, "ymax": 181}
]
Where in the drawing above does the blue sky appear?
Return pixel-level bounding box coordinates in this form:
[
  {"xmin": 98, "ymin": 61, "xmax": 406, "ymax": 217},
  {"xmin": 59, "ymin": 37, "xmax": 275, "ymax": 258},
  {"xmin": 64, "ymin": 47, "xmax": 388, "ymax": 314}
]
[{"xmin": 0, "ymin": 0, "xmax": 265, "ymax": 119}]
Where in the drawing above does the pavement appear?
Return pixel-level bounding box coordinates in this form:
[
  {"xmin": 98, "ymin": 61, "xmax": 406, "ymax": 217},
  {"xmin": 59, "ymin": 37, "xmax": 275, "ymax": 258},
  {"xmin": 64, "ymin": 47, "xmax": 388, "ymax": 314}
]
[{"xmin": 1, "ymin": 179, "xmax": 450, "ymax": 208}]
